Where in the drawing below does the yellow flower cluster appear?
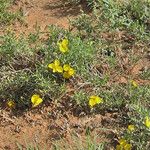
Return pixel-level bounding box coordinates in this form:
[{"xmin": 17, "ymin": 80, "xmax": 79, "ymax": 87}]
[
  {"xmin": 144, "ymin": 116, "xmax": 150, "ymax": 128},
  {"xmin": 48, "ymin": 59, "xmax": 63, "ymax": 73},
  {"xmin": 127, "ymin": 117, "xmax": 150, "ymax": 130},
  {"xmin": 118, "ymin": 119, "xmax": 150, "ymax": 150},
  {"xmin": 63, "ymin": 64, "xmax": 75, "ymax": 79},
  {"xmin": 116, "ymin": 139, "xmax": 131, "ymax": 150},
  {"xmin": 128, "ymin": 124, "xmax": 135, "ymax": 132},
  {"xmin": 50, "ymin": 38, "xmax": 103, "ymax": 108},
  {"xmin": 7, "ymin": 100, "xmax": 15, "ymax": 108},
  {"xmin": 7, "ymin": 94, "xmax": 43, "ymax": 108},
  {"xmin": 130, "ymin": 80, "xmax": 138, "ymax": 88},
  {"xmin": 48, "ymin": 38, "xmax": 75, "ymax": 79},
  {"xmin": 58, "ymin": 38, "xmax": 69, "ymax": 53},
  {"xmin": 48, "ymin": 59, "xmax": 75, "ymax": 79},
  {"xmin": 88, "ymin": 95, "xmax": 103, "ymax": 108},
  {"xmin": 31, "ymin": 94, "xmax": 43, "ymax": 108},
  {"xmin": 5, "ymin": 38, "xmax": 72, "ymax": 109}
]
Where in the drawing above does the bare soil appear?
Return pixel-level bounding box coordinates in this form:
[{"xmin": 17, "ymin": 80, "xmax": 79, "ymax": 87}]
[
  {"xmin": 2, "ymin": 0, "xmax": 88, "ymax": 35},
  {"xmin": 0, "ymin": 103, "xmax": 119, "ymax": 149}
]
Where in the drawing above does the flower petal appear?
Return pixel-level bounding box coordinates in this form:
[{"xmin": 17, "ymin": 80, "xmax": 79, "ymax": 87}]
[
  {"xmin": 89, "ymin": 96, "xmax": 103, "ymax": 107},
  {"xmin": 119, "ymin": 139, "xmax": 127, "ymax": 146},
  {"xmin": 59, "ymin": 44, "xmax": 68, "ymax": 53},
  {"xmin": 116, "ymin": 145, "xmax": 122, "ymax": 150},
  {"xmin": 31, "ymin": 94, "xmax": 40, "ymax": 103},
  {"xmin": 63, "ymin": 72, "xmax": 71, "ymax": 79},
  {"xmin": 63, "ymin": 64, "xmax": 71, "ymax": 71},
  {"xmin": 89, "ymin": 98, "xmax": 96, "ymax": 107},
  {"xmin": 54, "ymin": 59, "xmax": 60, "ymax": 66},
  {"xmin": 130, "ymin": 80, "xmax": 138, "ymax": 88},
  {"xmin": 32, "ymin": 98, "xmax": 43, "ymax": 107},
  {"xmin": 95, "ymin": 96, "xmax": 103, "ymax": 104},
  {"xmin": 128, "ymin": 125, "xmax": 135, "ymax": 132},
  {"xmin": 48, "ymin": 63, "xmax": 54, "ymax": 69},
  {"xmin": 62, "ymin": 39, "xmax": 69, "ymax": 46},
  {"xmin": 58, "ymin": 39, "xmax": 69, "ymax": 53},
  {"xmin": 124, "ymin": 144, "xmax": 132, "ymax": 150},
  {"xmin": 145, "ymin": 116, "xmax": 150, "ymax": 128},
  {"xmin": 52, "ymin": 67, "xmax": 57, "ymax": 73},
  {"xmin": 7, "ymin": 100, "xmax": 15, "ymax": 108},
  {"xmin": 68, "ymin": 68, "xmax": 75, "ymax": 76},
  {"xmin": 56, "ymin": 66, "xmax": 63, "ymax": 73}
]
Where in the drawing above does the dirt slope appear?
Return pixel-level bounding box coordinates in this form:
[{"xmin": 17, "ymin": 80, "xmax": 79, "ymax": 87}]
[
  {"xmin": 4, "ymin": 0, "xmax": 87, "ymax": 35},
  {"xmin": 0, "ymin": 105, "xmax": 118, "ymax": 149}
]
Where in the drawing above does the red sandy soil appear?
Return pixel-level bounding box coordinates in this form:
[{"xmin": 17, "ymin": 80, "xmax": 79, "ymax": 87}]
[
  {"xmin": 0, "ymin": 103, "xmax": 118, "ymax": 149},
  {"xmin": 1, "ymin": 0, "xmax": 88, "ymax": 35}
]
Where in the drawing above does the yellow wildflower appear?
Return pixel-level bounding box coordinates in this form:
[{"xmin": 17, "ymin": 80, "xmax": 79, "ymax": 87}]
[
  {"xmin": 116, "ymin": 139, "xmax": 132, "ymax": 150},
  {"xmin": 130, "ymin": 80, "xmax": 138, "ymax": 88},
  {"xmin": 31, "ymin": 94, "xmax": 43, "ymax": 108},
  {"xmin": 119, "ymin": 139, "xmax": 127, "ymax": 147},
  {"xmin": 116, "ymin": 144, "xmax": 123, "ymax": 150},
  {"xmin": 144, "ymin": 116, "xmax": 150, "ymax": 128},
  {"xmin": 88, "ymin": 95, "xmax": 103, "ymax": 108},
  {"xmin": 128, "ymin": 124, "xmax": 135, "ymax": 132},
  {"xmin": 63, "ymin": 64, "xmax": 75, "ymax": 79},
  {"xmin": 48, "ymin": 59, "xmax": 63, "ymax": 73},
  {"xmin": 58, "ymin": 38, "xmax": 69, "ymax": 53},
  {"xmin": 7, "ymin": 100, "xmax": 15, "ymax": 108},
  {"xmin": 124, "ymin": 144, "xmax": 132, "ymax": 150}
]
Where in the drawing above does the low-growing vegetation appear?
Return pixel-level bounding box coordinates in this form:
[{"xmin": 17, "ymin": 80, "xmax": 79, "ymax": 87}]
[
  {"xmin": 0, "ymin": 0, "xmax": 22, "ymax": 26},
  {"xmin": 0, "ymin": 0, "xmax": 150, "ymax": 149}
]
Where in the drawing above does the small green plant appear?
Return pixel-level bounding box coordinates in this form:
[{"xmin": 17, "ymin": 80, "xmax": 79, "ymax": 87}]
[
  {"xmin": 67, "ymin": 0, "xmax": 94, "ymax": 6},
  {"xmin": 71, "ymin": 0, "xmax": 150, "ymax": 40},
  {"xmin": 0, "ymin": 0, "xmax": 22, "ymax": 25},
  {"xmin": 17, "ymin": 143, "xmax": 40, "ymax": 150},
  {"xmin": 52, "ymin": 134, "xmax": 105, "ymax": 150}
]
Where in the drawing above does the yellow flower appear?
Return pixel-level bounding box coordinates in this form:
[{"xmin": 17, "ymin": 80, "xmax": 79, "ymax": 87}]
[
  {"xmin": 116, "ymin": 139, "xmax": 132, "ymax": 150},
  {"xmin": 63, "ymin": 64, "xmax": 75, "ymax": 79},
  {"xmin": 130, "ymin": 80, "xmax": 138, "ymax": 88},
  {"xmin": 124, "ymin": 144, "xmax": 132, "ymax": 150},
  {"xmin": 116, "ymin": 144, "xmax": 123, "ymax": 150},
  {"xmin": 128, "ymin": 124, "xmax": 135, "ymax": 132},
  {"xmin": 58, "ymin": 38, "xmax": 69, "ymax": 53},
  {"xmin": 119, "ymin": 139, "xmax": 127, "ymax": 147},
  {"xmin": 63, "ymin": 64, "xmax": 71, "ymax": 71},
  {"xmin": 7, "ymin": 100, "xmax": 15, "ymax": 108},
  {"xmin": 88, "ymin": 95, "xmax": 103, "ymax": 108},
  {"xmin": 31, "ymin": 94, "xmax": 43, "ymax": 107},
  {"xmin": 48, "ymin": 59, "xmax": 63, "ymax": 73},
  {"xmin": 144, "ymin": 116, "xmax": 150, "ymax": 128}
]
